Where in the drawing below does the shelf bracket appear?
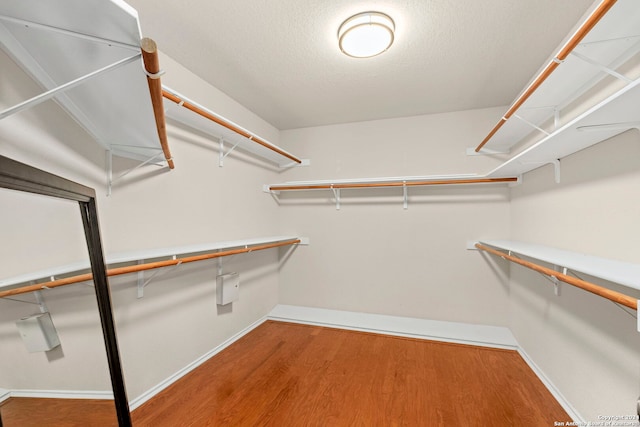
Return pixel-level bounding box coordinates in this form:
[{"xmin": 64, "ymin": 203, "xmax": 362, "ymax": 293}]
[
  {"xmin": 279, "ymin": 159, "xmax": 311, "ymax": 168},
  {"xmin": 0, "ymin": 53, "xmax": 141, "ymax": 121},
  {"xmin": 512, "ymin": 114, "xmax": 550, "ymax": 136},
  {"xmin": 403, "ymin": 182, "xmax": 408, "ymax": 210},
  {"xmin": 106, "ymin": 149, "xmax": 166, "ymax": 197},
  {"xmin": 521, "ymin": 160, "xmax": 560, "ymax": 183},
  {"xmin": 137, "ymin": 256, "xmax": 182, "ymax": 298},
  {"xmin": 219, "ymin": 137, "xmax": 242, "ymax": 167},
  {"xmin": 569, "ymin": 50, "xmax": 633, "ymax": 83},
  {"xmin": 466, "ymin": 147, "xmax": 509, "ymax": 156},
  {"xmin": 331, "ymin": 186, "xmax": 341, "ymax": 210},
  {"xmin": 551, "ymin": 159, "xmax": 561, "ymax": 184},
  {"xmin": 551, "ymin": 266, "xmax": 565, "ymax": 296},
  {"xmin": 4, "ymin": 289, "xmax": 49, "ymax": 312}
]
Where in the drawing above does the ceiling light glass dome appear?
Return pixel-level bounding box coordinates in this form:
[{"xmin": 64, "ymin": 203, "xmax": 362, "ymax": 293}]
[{"xmin": 338, "ymin": 12, "xmax": 395, "ymax": 58}]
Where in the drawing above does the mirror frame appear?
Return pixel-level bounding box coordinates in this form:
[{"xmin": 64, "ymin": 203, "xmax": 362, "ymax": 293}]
[{"xmin": 0, "ymin": 155, "xmax": 131, "ymax": 426}]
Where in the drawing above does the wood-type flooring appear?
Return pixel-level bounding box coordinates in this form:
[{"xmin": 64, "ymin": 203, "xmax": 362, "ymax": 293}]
[{"xmin": 0, "ymin": 320, "xmax": 570, "ymax": 426}]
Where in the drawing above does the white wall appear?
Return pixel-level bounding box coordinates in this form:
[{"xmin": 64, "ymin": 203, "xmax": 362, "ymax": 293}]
[
  {"xmin": 0, "ymin": 48, "xmax": 283, "ymax": 400},
  {"xmin": 276, "ymin": 108, "xmax": 513, "ymax": 325},
  {"xmin": 508, "ymin": 129, "xmax": 640, "ymax": 421}
]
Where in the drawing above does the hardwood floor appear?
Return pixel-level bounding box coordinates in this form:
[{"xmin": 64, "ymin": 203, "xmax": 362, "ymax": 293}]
[
  {"xmin": 1, "ymin": 320, "xmax": 570, "ymax": 426},
  {"xmin": 0, "ymin": 397, "xmax": 117, "ymax": 426}
]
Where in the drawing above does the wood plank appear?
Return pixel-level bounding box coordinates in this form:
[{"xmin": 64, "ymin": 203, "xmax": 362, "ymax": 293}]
[
  {"xmin": 133, "ymin": 320, "xmax": 569, "ymax": 426},
  {"xmin": 0, "ymin": 321, "xmax": 570, "ymax": 426},
  {"xmin": 0, "ymin": 397, "xmax": 117, "ymax": 426}
]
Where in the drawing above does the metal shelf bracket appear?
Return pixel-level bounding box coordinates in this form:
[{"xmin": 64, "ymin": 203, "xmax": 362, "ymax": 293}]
[
  {"xmin": 4, "ymin": 289, "xmax": 49, "ymax": 312},
  {"xmin": 219, "ymin": 137, "xmax": 242, "ymax": 167},
  {"xmin": 106, "ymin": 149, "xmax": 167, "ymax": 196},
  {"xmin": 137, "ymin": 256, "xmax": 182, "ymax": 298}
]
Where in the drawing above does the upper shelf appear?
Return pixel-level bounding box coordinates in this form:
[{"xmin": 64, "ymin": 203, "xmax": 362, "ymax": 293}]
[
  {"xmin": 476, "ymin": 0, "xmax": 640, "ymax": 155},
  {"xmin": 487, "ymin": 74, "xmax": 640, "ymax": 178},
  {"xmin": 163, "ymin": 87, "xmax": 307, "ymax": 168},
  {"xmin": 478, "ymin": 240, "xmax": 640, "ymax": 292},
  {"xmin": 0, "ymin": 0, "xmax": 170, "ymax": 165}
]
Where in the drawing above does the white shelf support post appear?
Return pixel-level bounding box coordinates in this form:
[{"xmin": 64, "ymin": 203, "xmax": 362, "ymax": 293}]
[
  {"xmin": 331, "ymin": 187, "xmax": 341, "ymax": 210},
  {"xmin": 219, "ymin": 137, "xmax": 224, "ymax": 167},
  {"xmin": 33, "ymin": 290, "xmax": 48, "ymax": 313},
  {"xmin": 403, "ymin": 182, "xmax": 408, "ymax": 210},
  {"xmin": 136, "ymin": 260, "xmax": 145, "ymax": 299},
  {"xmin": 551, "ymin": 159, "xmax": 561, "ymax": 184},
  {"xmin": 106, "ymin": 150, "xmax": 113, "ymax": 197},
  {"xmin": 551, "ymin": 266, "xmax": 563, "ymax": 296}
]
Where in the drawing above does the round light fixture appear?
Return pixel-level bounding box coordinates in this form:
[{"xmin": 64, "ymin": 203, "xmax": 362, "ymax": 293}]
[{"xmin": 338, "ymin": 12, "xmax": 395, "ymax": 58}]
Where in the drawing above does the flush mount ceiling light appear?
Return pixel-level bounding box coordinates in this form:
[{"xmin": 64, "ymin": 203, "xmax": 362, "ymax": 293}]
[{"xmin": 338, "ymin": 12, "xmax": 395, "ymax": 58}]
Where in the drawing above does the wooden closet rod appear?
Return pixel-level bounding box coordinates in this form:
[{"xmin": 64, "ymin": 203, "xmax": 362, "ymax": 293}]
[
  {"xmin": 270, "ymin": 177, "xmax": 518, "ymax": 191},
  {"xmin": 475, "ymin": 243, "xmax": 637, "ymax": 310},
  {"xmin": 162, "ymin": 90, "xmax": 302, "ymax": 164},
  {"xmin": 141, "ymin": 38, "xmax": 175, "ymax": 169},
  {"xmin": 474, "ymin": 0, "xmax": 617, "ymax": 153},
  {"xmin": 0, "ymin": 239, "xmax": 300, "ymax": 299}
]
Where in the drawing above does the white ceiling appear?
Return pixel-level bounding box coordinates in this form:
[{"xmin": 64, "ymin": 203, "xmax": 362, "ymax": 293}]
[{"xmin": 127, "ymin": 0, "xmax": 596, "ymax": 130}]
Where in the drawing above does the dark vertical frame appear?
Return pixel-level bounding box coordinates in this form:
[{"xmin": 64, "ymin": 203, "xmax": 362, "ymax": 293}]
[{"xmin": 0, "ymin": 155, "xmax": 131, "ymax": 426}]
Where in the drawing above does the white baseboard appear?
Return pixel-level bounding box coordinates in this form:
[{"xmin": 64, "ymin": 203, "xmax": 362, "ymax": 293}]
[
  {"xmin": 128, "ymin": 314, "xmax": 269, "ymax": 410},
  {"xmin": 517, "ymin": 348, "xmax": 584, "ymax": 423},
  {"xmin": 268, "ymin": 304, "xmax": 518, "ymax": 349},
  {"xmin": 0, "ymin": 388, "xmax": 10, "ymax": 403},
  {"xmin": 7, "ymin": 389, "xmax": 112, "ymax": 400}
]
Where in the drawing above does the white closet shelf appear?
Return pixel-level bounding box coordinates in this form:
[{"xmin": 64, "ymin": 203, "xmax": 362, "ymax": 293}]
[
  {"xmin": 476, "ymin": 0, "xmax": 640, "ymax": 155},
  {"xmin": 487, "ymin": 75, "xmax": 640, "ymax": 178},
  {"xmin": 162, "ymin": 87, "xmax": 308, "ymax": 168},
  {"xmin": 0, "ymin": 236, "xmax": 308, "ymax": 292},
  {"xmin": 477, "ymin": 240, "xmax": 640, "ymax": 292},
  {"xmin": 0, "ymin": 0, "xmax": 171, "ymax": 166}
]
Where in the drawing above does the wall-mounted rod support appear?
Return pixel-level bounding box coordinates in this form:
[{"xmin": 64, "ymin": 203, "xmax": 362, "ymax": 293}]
[
  {"xmin": 141, "ymin": 38, "xmax": 174, "ymax": 169},
  {"xmin": 137, "ymin": 257, "xmax": 182, "ymax": 298},
  {"xmin": 0, "ymin": 239, "xmax": 301, "ymax": 299},
  {"xmin": 475, "ymin": 243, "xmax": 637, "ymax": 310}
]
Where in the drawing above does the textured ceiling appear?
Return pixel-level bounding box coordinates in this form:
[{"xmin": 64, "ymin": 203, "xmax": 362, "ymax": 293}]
[{"xmin": 127, "ymin": 0, "xmax": 596, "ymax": 130}]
